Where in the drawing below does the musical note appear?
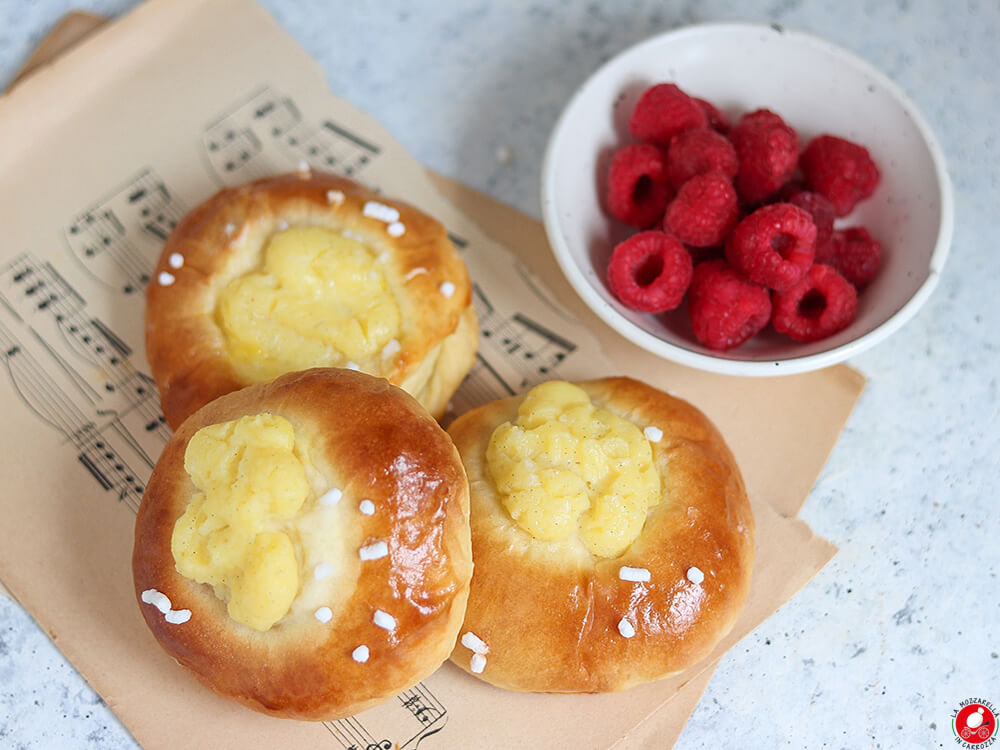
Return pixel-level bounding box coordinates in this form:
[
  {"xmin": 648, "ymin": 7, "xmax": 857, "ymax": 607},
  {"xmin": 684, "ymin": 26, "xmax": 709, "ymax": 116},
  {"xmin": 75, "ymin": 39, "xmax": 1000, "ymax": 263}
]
[
  {"xmin": 398, "ymin": 683, "xmax": 447, "ymax": 733},
  {"xmin": 0, "ymin": 320, "xmax": 148, "ymax": 513},
  {"xmin": 282, "ymin": 119, "xmax": 379, "ymax": 176},
  {"xmin": 400, "ymin": 694, "xmax": 426, "ymax": 716},
  {"xmin": 1, "ymin": 254, "xmax": 165, "ymax": 434},
  {"xmin": 0, "ymin": 321, "xmax": 92, "ymax": 431},
  {"xmin": 0, "ymin": 252, "xmax": 168, "ymax": 511},
  {"xmin": 4, "ymin": 256, "xmax": 83, "ymax": 318},
  {"xmin": 253, "ymin": 94, "xmax": 301, "ymax": 138},
  {"xmin": 204, "ymin": 87, "xmax": 382, "ymax": 184},
  {"xmin": 64, "ymin": 169, "xmax": 183, "ymax": 294},
  {"xmin": 324, "ymin": 715, "xmax": 386, "ymax": 750},
  {"xmin": 203, "ymin": 86, "xmax": 302, "ymax": 181},
  {"xmin": 450, "ymin": 284, "xmax": 578, "ymax": 415},
  {"xmin": 209, "ymin": 126, "xmax": 262, "ymax": 174},
  {"xmin": 134, "ymin": 178, "xmax": 183, "ymax": 243},
  {"xmin": 320, "ymin": 679, "xmax": 448, "ymax": 749},
  {"xmin": 73, "ymin": 422, "xmax": 147, "ymax": 513}
]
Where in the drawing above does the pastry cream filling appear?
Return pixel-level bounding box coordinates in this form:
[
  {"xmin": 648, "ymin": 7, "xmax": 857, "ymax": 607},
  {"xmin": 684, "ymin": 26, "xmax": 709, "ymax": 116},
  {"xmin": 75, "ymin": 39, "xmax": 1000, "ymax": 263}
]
[
  {"xmin": 486, "ymin": 381, "xmax": 661, "ymax": 558},
  {"xmin": 216, "ymin": 226, "xmax": 401, "ymax": 382},
  {"xmin": 172, "ymin": 414, "xmax": 309, "ymax": 631}
]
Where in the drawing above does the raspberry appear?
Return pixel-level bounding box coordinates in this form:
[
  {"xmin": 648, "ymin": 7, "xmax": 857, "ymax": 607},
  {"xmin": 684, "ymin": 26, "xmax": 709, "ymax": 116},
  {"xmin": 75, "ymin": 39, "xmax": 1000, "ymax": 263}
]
[
  {"xmin": 786, "ymin": 190, "xmax": 836, "ymax": 263},
  {"xmin": 730, "ymin": 109, "xmax": 799, "ymax": 204},
  {"xmin": 663, "ymin": 172, "xmax": 739, "ymax": 247},
  {"xmin": 829, "ymin": 227, "xmax": 882, "ymax": 287},
  {"xmin": 665, "ymin": 128, "xmax": 739, "ymax": 189},
  {"xmin": 605, "ymin": 143, "xmax": 673, "ymax": 228},
  {"xmin": 693, "ymin": 98, "xmax": 730, "ymax": 133},
  {"xmin": 725, "ymin": 203, "xmax": 817, "ymax": 291},
  {"xmin": 688, "ymin": 260, "xmax": 772, "ymax": 351},
  {"xmin": 772, "ymin": 264, "xmax": 858, "ymax": 342},
  {"xmin": 607, "ymin": 231, "xmax": 693, "ymax": 313},
  {"xmin": 629, "ymin": 83, "xmax": 708, "ymax": 146},
  {"xmin": 800, "ymin": 134, "xmax": 880, "ymax": 217}
]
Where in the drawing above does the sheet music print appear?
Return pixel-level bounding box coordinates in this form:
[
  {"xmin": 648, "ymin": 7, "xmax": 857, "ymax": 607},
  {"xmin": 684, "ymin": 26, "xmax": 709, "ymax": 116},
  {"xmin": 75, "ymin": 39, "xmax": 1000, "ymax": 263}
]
[
  {"xmin": 204, "ymin": 87, "xmax": 378, "ymax": 183},
  {"xmin": 0, "ymin": 253, "xmax": 167, "ymax": 513},
  {"xmin": 203, "ymin": 87, "xmax": 474, "ymax": 255},
  {"xmin": 1, "ymin": 254, "xmax": 452, "ymax": 748},
  {"xmin": 285, "ymin": 119, "xmax": 379, "ymax": 176},
  {"xmin": 64, "ymin": 169, "xmax": 185, "ymax": 295},
  {"xmin": 203, "ymin": 87, "xmax": 301, "ymax": 180},
  {"xmin": 322, "ymin": 681, "xmax": 447, "ymax": 750},
  {"xmin": 451, "ymin": 283, "xmax": 578, "ymax": 414}
]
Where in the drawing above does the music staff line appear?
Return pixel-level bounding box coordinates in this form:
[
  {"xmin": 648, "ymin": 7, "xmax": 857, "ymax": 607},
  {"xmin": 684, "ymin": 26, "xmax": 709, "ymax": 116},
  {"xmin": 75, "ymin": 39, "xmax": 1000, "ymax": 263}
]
[
  {"xmin": 0, "ymin": 320, "xmax": 147, "ymax": 513},
  {"xmin": 0, "ymin": 252, "xmax": 170, "ymax": 512},
  {"xmin": 321, "ymin": 679, "xmax": 447, "ymax": 750},
  {"xmin": 64, "ymin": 167, "xmax": 184, "ymax": 296},
  {"xmin": 204, "ymin": 86, "xmax": 380, "ymax": 183},
  {"xmin": 202, "ymin": 86, "xmax": 474, "ymax": 258},
  {"xmin": 4, "ymin": 255, "xmax": 170, "ymax": 439},
  {"xmin": 452, "ymin": 283, "xmax": 578, "ymax": 412}
]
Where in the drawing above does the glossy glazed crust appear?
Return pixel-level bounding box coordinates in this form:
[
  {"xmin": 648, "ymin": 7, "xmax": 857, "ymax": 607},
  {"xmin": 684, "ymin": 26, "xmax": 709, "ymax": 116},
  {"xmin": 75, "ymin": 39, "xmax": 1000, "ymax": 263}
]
[
  {"xmin": 133, "ymin": 368, "xmax": 473, "ymax": 719},
  {"xmin": 145, "ymin": 171, "xmax": 477, "ymax": 429},
  {"xmin": 446, "ymin": 377, "xmax": 754, "ymax": 692}
]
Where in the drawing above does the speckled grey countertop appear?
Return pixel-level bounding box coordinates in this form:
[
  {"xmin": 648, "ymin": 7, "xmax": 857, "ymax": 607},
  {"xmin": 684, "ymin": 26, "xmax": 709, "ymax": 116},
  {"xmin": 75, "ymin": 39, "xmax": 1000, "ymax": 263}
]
[{"xmin": 0, "ymin": 1, "xmax": 997, "ymax": 749}]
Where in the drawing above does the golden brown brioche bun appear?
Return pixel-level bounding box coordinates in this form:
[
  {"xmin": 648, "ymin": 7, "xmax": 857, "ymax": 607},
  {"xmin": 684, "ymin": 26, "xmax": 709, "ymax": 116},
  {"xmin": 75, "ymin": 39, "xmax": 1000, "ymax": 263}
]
[
  {"xmin": 446, "ymin": 376, "xmax": 754, "ymax": 692},
  {"xmin": 145, "ymin": 171, "xmax": 477, "ymax": 429},
  {"xmin": 132, "ymin": 368, "xmax": 473, "ymax": 719}
]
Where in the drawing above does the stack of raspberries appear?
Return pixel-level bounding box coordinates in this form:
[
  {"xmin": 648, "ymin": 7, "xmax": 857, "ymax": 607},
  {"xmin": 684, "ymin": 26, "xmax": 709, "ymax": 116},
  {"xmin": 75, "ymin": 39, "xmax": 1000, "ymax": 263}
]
[{"xmin": 604, "ymin": 82, "xmax": 882, "ymax": 351}]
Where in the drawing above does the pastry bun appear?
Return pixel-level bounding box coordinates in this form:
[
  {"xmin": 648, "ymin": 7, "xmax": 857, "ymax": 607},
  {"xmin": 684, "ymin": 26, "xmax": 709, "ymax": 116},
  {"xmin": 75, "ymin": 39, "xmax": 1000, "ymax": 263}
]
[
  {"xmin": 446, "ymin": 377, "xmax": 754, "ymax": 692},
  {"xmin": 132, "ymin": 368, "xmax": 473, "ymax": 719},
  {"xmin": 145, "ymin": 171, "xmax": 477, "ymax": 429}
]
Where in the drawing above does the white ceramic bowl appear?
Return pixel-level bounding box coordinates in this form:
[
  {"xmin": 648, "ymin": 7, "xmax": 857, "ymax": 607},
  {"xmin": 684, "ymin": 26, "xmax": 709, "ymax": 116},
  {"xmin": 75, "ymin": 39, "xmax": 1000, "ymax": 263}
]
[{"xmin": 541, "ymin": 23, "xmax": 953, "ymax": 376}]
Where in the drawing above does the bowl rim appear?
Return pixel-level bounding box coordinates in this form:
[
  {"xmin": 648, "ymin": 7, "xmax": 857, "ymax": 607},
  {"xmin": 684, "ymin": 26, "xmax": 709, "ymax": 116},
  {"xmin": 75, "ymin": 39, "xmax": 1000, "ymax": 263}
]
[{"xmin": 540, "ymin": 21, "xmax": 954, "ymax": 376}]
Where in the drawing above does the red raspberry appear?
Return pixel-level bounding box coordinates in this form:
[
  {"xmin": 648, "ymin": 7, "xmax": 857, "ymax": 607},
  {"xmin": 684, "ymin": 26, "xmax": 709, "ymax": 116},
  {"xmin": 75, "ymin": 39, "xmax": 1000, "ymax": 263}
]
[
  {"xmin": 800, "ymin": 134, "xmax": 881, "ymax": 217},
  {"xmin": 725, "ymin": 203, "xmax": 817, "ymax": 291},
  {"xmin": 829, "ymin": 227, "xmax": 882, "ymax": 287},
  {"xmin": 730, "ymin": 109, "xmax": 799, "ymax": 204},
  {"xmin": 665, "ymin": 128, "xmax": 739, "ymax": 189},
  {"xmin": 607, "ymin": 231, "xmax": 693, "ymax": 313},
  {"xmin": 688, "ymin": 260, "xmax": 772, "ymax": 351},
  {"xmin": 605, "ymin": 143, "xmax": 673, "ymax": 228},
  {"xmin": 629, "ymin": 83, "xmax": 708, "ymax": 146},
  {"xmin": 786, "ymin": 190, "xmax": 836, "ymax": 263},
  {"xmin": 693, "ymin": 98, "xmax": 730, "ymax": 133},
  {"xmin": 663, "ymin": 172, "xmax": 739, "ymax": 247},
  {"xmin": 772, "ymin": 264, "xmax": 858, "ymax": 342}
]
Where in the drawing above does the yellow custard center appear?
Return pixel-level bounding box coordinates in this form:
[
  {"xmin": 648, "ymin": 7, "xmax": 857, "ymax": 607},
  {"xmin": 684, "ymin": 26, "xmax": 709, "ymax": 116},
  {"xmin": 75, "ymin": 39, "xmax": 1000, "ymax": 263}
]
[
  {"xmin": 172, "ymin": 414, "xmax": 309, "ymax": 631},
  {"xmin": 486, "ymin": 381, "xmax": 660, "ymax": 558},
  {"xmin": 217, "ymin": 226, "xmax": 401, "ymax": 382}
]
